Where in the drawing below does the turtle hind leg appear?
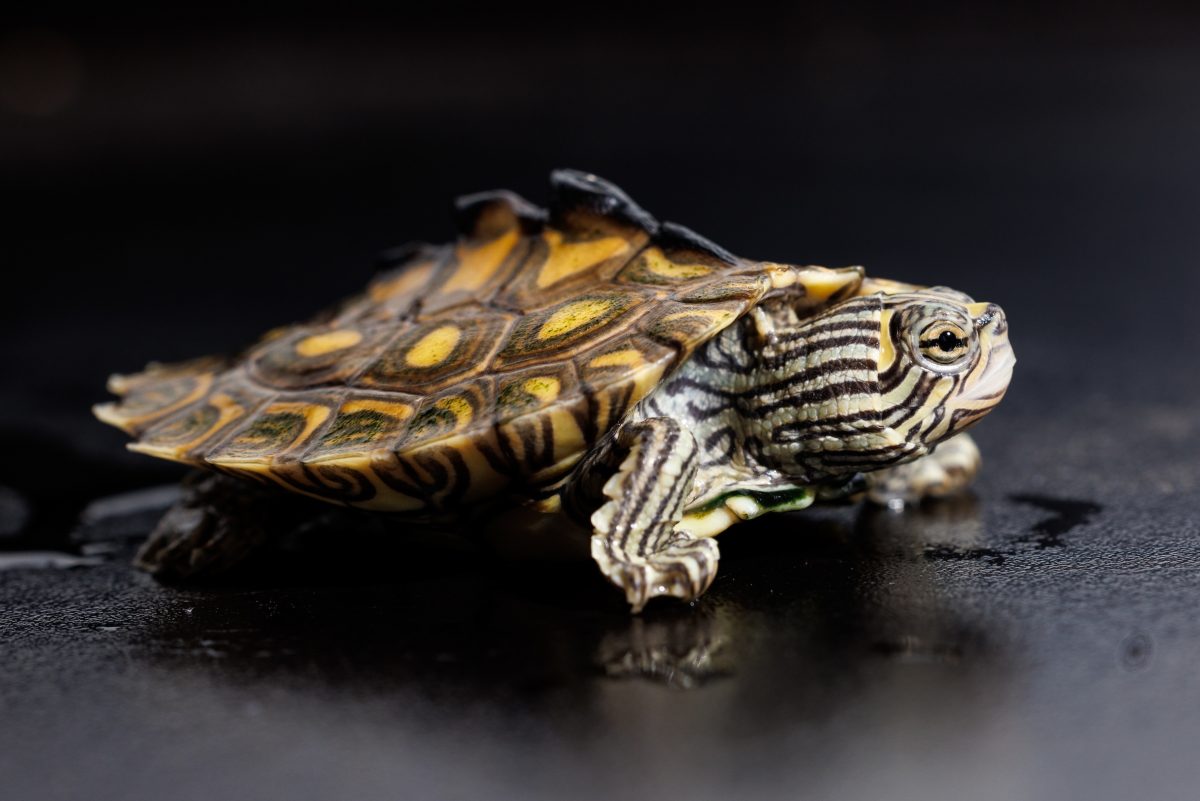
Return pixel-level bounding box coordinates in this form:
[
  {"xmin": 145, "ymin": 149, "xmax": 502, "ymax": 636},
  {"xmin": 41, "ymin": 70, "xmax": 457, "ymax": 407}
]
[
  {"xmin": 570, "ymin": 417, "xmax": 719, "ymax": 613},
  {"xmin": 135, "ymin": 471, "xmax": 284, "ymax": 580},
  {"xmin": 865, "ymin": 432, "xmax": 982, "ymax": 507}
]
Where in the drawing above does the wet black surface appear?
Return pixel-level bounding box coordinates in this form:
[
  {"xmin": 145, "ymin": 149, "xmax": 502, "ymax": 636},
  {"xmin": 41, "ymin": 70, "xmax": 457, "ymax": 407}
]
[{"xmin": 4, "ymin": 6, "xmax": 1200, "ymax": 800}]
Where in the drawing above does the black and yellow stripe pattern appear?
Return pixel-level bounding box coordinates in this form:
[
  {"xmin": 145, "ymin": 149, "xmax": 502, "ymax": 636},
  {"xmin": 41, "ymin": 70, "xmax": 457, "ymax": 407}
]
[{"xmin": 95, "ymin": 170, "xmax": 1013, "ymax": 610}]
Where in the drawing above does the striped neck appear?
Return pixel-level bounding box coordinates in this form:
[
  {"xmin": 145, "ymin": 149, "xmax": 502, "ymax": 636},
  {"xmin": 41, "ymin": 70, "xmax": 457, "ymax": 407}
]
[
  {"xmin": 646, "ymin": 288, "xmax": 1011, "ymax": 490},
  {"xmin": 741, "ymin": 295, "xmax": 914, "ymax": 482}
]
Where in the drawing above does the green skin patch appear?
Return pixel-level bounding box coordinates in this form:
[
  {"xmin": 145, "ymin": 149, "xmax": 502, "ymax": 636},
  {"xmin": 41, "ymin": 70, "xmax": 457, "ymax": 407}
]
[{"xmin": 685, "ymin": 486, "xmax": 817, "ymax": 519}]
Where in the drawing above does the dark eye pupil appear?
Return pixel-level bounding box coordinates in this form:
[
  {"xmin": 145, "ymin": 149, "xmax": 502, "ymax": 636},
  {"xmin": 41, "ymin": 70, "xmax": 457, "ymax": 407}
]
[{"xmin": 937, "ymin": 330, "xmax": 959, "ymax": 351}]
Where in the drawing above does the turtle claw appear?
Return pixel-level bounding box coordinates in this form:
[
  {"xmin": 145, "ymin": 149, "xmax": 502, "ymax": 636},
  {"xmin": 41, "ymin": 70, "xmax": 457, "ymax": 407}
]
[{"xmin": 594, "ymin": 533, "xmax": 720, "ymax": 613}]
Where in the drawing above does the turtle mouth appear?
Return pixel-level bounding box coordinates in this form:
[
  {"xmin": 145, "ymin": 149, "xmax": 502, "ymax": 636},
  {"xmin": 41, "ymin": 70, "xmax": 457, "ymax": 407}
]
[{"xmin": 967, "ymin": 343, "xmax": 1016, "ymax": 401}]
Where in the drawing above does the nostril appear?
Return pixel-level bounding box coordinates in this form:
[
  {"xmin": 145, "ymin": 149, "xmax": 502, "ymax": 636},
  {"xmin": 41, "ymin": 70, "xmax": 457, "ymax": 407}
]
[
  {"xmin": 972, "ymin": 310, "xmax": 996, "ymax": 330},
  {"xmin": 971, "ymin": 304, "xmax": 1006, "ymax": 332}
]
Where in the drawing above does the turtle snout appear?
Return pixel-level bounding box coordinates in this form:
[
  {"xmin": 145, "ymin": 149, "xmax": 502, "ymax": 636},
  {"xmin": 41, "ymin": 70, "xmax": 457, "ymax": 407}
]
[{"xmin": 967, "ymin": 302, "xmax": 1014, "ymax": 400}]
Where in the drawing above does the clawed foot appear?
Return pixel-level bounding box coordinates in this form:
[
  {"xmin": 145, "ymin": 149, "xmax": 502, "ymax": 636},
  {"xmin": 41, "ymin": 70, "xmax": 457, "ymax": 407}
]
[
  {"xmin": 866, "ymin": 433, "xmax": 982, "ymax": 506},
  {"xmin": 592, "ymin": 531, "xmax": 720, "ymax": 613}
]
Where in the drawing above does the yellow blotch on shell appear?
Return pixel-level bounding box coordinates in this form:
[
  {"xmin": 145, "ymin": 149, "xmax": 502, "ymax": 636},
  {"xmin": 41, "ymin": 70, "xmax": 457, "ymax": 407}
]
[
  {"xmin": 522, "ymin": 376, "xmax": 561, "ymax": 403},
  {"xmin": 433, "ymin": 395, "xmax": 475, "ymax": 429},
  {"xmin": 537, "ymin": 229, "xmax": 629, "ymax": 288},
  {"xmin": 589, "ymin": 348, "xmax": 643, "ymax": 369},
  {"xmin": 295, "ymin": 329, "xmax": 363, "ymax": 358},
  {"xmin": 538, "ymin": 298, "xmax": 615, "ymax": 340},
  {"xmin": 406, "ymin": 325, "xmax": 462, "ymax": 367},
  {"xmin": 442, "ymin": 229, "xmax": 519, "ymax": 293},
  {"xmin": 641, "ymin": 248, "xmax": 712, "ymax": 279}
]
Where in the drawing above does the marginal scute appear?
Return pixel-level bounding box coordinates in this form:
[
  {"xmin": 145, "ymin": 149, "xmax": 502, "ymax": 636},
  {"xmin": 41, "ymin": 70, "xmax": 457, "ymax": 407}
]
[
  {"xmin": 302, "ymin": 394, "xmax": 419, "ymax": 461},
  {"xmin": 493, "ymin": 363, "xmax": 578, "ymax": 422},
  {"xmin": 402, "ymin": 379, "xmax": 492, "ymax": 450},
  {"xmin": 205, "ymin": 398, "xmax": 337, "ymax": 465},
  {"xmin": 125, "ymin": 378, "xmax": 268, "ymax": 465},
  {"xmin": 95, "ymin": 359, "xmax": 224, "ymax": 435}
]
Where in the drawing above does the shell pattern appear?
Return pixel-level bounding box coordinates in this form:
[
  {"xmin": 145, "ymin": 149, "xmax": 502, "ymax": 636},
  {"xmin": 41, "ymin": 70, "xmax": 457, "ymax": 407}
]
[{"xmin": 95, "ymin": 171, "xmax": 863, "ymax": 513}]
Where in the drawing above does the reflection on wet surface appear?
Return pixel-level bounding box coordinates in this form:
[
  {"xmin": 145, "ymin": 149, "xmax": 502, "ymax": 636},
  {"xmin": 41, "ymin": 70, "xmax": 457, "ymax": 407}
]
[
  {"xmin": 3, "ymin": 471, "xmax": 1198, "ymax": 801},
  {"xmin": 110, "ymin": 492, "xmax": 1004, "ymax": 694}
]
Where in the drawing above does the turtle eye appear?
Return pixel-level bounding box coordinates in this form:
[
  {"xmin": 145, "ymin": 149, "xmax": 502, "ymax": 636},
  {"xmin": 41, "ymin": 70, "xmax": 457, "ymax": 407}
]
[{"xmin": 915, "ymin": 320, "xmax": 971, "ymax": 368}]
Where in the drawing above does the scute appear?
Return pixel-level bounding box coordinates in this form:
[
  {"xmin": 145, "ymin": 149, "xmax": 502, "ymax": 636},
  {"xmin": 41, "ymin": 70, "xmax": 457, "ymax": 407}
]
[
  {"xmin": 250, "ymin": 323, "xmax": 390, "ymax": 389},
  {"xmin": 493, "ymin": 290, "xmax": 649, "ymax": 369},
  {"xmin": 304, "ymin": 393, "xmax": 419, "ymax": 461},
  {"xmin": 97, "ymin": 169, "xmax": 865, "ymax": 512},
  {"xmin": 205, "ymin": 396, "xmax": 340, "ymax": 465},
  {"xmin": 356, "ymin": 313, "xmax": 512, "ymax": 392}
]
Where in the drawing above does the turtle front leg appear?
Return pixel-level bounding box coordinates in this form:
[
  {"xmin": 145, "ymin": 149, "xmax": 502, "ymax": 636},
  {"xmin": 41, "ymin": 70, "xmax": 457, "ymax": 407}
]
[
  {"xmin": 567, "ymin": 417, "xmax": 719, "ymax": 612},
  {"xmin": 865, "ymin": 432, "xmax": 982, "ymax": 506}
]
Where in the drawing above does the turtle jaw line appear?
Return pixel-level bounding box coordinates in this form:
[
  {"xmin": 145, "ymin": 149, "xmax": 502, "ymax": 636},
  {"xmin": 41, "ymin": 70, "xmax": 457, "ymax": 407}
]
[{"xmin": 970, "ymin": 347, "xmax": 1016, "ymax": 401}]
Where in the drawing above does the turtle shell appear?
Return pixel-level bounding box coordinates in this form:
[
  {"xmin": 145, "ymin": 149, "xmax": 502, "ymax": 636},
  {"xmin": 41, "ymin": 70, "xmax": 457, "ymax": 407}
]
[{"xmin": 95, "ymin": 170, "xmax": 863, "ymax": 512}]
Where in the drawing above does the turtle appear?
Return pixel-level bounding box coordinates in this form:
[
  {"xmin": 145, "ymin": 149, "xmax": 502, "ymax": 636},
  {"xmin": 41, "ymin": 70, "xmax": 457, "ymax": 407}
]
[{"xmin": 94, "ymin": 169, "xmax": 1015, "ymax": 611}]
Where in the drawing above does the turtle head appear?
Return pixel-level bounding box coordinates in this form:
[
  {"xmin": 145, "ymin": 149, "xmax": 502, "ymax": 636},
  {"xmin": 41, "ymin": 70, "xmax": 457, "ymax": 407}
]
[
  {"xmin": 751, "ymin": 287, "xmax": 1013, "ymax": 483},
  {"xmin": 874, "ymin": 287, "xmax": 1015, "ymax": 455}
]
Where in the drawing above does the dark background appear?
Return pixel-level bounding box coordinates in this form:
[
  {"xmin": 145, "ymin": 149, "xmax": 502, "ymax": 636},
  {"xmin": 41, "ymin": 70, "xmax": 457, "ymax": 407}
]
[{"xmin": 3, "ymin": 4, "xmax": 1199, "ymax": 800}]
